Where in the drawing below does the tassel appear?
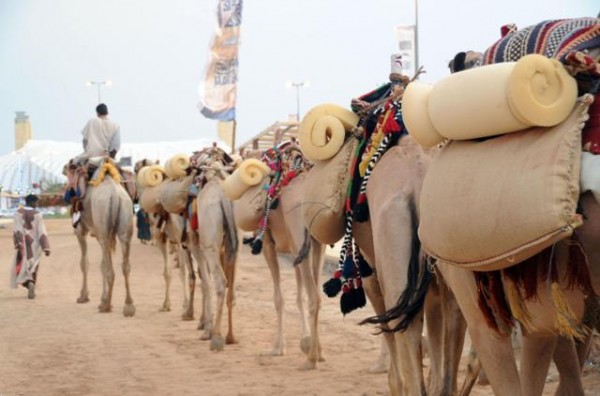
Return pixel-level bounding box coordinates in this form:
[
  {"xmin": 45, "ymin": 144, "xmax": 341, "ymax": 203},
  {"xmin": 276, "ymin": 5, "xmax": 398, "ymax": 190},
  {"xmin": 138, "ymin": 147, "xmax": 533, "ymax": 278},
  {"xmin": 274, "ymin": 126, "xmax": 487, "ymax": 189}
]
[
  {"xmin": 243, "ymin": 236, "xmax": 255, "ymax": 245},
  {"xmin": 353, "ymin": 200, "xmax": 369, "ymax": 223},
  {"xmin": 353, "ymin": 286, "xmax": 367, "ymax": 310},
  {"xmin": 323, "ymin": 277, "xmax": 343, "ymax": 298},
  {"xmin": 251, "ymin": 238, "xmax": 263, "ymax": 255},
  {"xmin": 342, "ymin": 255, "xmax": 355, "ymax": 279},
  {"xmin": 358, "ymin": 255, "xmax": 372, "ymax": 277},
  {"xmin": 270, "ymin": 199, "xmax": 279, "ymax": 210},
  {"xmin": 503, "ymin": 274, "xmax": 535, "ymax": 332},
  {"xmin": 551, "ymin": 282, "xmax": 585, "ymax": 340}
]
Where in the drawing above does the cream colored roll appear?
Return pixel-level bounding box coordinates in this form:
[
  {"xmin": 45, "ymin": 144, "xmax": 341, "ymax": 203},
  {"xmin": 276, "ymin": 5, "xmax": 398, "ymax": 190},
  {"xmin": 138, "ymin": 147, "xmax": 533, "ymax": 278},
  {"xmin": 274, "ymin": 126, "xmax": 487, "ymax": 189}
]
[
  {"xmin": 415, "ymin": 54, "xmax": 578, "ymax": 143},
  {"xmin": 507, "ymin": 54, "xmax": 578, "ymax": 126},
  {"xmin": 137, "ymin": 165, "xmax": 165, "ymax": 188},
  {"xmin": 402, "ymin": 81, "xmax": 445, "ymax": 148},
  {"xmin": 164, "ymin": 153, "xmax": 190, "ymax": 179},
  {"xmin": 222, "ymin": 159, "xmax": 270, "ymax": 201},
  {"xmin": 428, "ymin": 62, "xmax": 531, "ymax": 139},
  {"xmin": 299, "ymin": 104, "xmax": 359, "ymax": 162}
]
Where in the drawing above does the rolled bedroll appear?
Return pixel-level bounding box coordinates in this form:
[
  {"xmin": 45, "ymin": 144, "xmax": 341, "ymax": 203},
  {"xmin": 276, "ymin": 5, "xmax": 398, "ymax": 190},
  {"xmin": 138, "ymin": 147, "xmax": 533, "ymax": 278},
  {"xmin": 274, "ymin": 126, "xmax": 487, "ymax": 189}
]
[
  {"xmin": 404, "ymin": 54, "xmax": 578, "ymax": 148},
  {"xmin": 222, "ymin": 158, "xmax": 270, "ymax": 201},
  {"xmin": 418, "ymin": 96, "xmax": 591, "ymax": 271},
  {"xmin": 298, "ymin": 104, "xmax": 359, "ymax": 162},
  {"xmin": 164, "ymin": 153, "xmax": 190, "ymax": 179},
  {"xmin": 137, "ymin": 165, "xmax": 165, "ymax": 188}
]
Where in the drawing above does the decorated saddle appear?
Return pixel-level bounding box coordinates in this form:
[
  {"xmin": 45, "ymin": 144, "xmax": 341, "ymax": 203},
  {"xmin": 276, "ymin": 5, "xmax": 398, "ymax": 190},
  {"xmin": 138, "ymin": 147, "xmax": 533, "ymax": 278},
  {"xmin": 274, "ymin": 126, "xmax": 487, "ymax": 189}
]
[{"xmin": 242, "ymin": 139, "xmax": 311, "ymax": 255}]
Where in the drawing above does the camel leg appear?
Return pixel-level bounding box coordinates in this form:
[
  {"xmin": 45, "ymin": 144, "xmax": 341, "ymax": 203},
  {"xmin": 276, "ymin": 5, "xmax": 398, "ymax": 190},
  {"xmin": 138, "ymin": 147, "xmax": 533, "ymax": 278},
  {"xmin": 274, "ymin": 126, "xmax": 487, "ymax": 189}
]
[
  {"xmin": 425, "ymin": 275, "xmax": 444, "ymax": 393},
  {"xmin": 118, "ymin": 229, "xmax": 135, "ymax": 317},
  {"xmin": 460, "ymin": 348, "xmax": 482, "ymax": 396},
  {"xmin": 261, "ymin": 230, "xmax": 286, "ymax": 356},
  {"xmin": 295, "ymin": 264, "xmax": 311, "ymax": 356},
  {"xmin": 363, "ymin": 273, "xmax": 402, "ymax": 396},
  {"xmin": 440, "ymin": 277, "xmax": 468, "ymax": 396},
  {"xmin": 181, "ymin": 246, "xmax": 196, "ymax": 321},
  {"xmin": 178, "ymin": 245, "xmax": 189, "ymax": 312},
  {"xmin": 519, "ymin": 335, "xmax": 557, "ymax": 395},
  {"xmin": 438, "ymin": 263, "xmax": 522, "ymax": 396},
  {"xmin": 553, "ymin": 336, "xmax": 585, "ymax": 396},
  {"xmin": 156, "ymin": 233, "xmax": 172, "ymax": 312},
  {"xmin": 75, "ymin": 229, "xmax": 90, "ymax": 304},
  {"xmin": 297, "ymin": 240, "xmax": 324, "ymax": 370},
  {"xmin": 309, "ymin": 240, "xmax": 325, "ymax": 362},
  {"xmin": 204, "ymin": 245, "xmax": 227, "ymax": 352},
  {"xmin": 188, "ymin": 231, "xmax": 213, "ymax": 339},
  {"xmin": 97, "ymin": 236, "xmax": 115, "ymax": 313},
  {"xmin": 223, "ymin": 249, "xmax": 237, "ymax": 345}
]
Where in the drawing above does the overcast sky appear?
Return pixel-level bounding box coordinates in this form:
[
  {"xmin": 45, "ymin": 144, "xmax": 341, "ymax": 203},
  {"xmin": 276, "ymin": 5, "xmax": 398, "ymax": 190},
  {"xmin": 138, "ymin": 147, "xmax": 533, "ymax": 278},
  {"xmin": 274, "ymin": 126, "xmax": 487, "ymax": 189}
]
[{"xmin": 0, "ymin": 0, "xmax": 597, "ymax": 156}]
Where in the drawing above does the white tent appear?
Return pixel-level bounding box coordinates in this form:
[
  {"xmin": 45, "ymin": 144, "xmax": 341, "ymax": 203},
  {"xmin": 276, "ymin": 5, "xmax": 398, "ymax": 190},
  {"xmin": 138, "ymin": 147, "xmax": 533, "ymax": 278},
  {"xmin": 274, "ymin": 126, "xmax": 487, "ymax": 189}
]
[{"xmin": 0, "ymin": 139, "xmax": 229, "ymax": 195}]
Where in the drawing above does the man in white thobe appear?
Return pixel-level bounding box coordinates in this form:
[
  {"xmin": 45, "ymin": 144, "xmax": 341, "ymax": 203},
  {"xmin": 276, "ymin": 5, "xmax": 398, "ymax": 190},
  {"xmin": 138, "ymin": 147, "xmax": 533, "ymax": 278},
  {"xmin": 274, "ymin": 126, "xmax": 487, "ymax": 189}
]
[{"xmin": 76, "ymin": 103, "xmax": 121, "ymax": 162}]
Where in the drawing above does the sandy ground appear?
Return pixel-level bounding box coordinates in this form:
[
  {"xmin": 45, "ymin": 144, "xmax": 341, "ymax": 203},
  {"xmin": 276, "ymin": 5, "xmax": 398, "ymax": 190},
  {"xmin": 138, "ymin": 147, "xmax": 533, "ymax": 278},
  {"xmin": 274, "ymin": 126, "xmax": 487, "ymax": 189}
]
[{"xmin": 0, "ymin": 218, "xmax": 598, "ymax": 396}]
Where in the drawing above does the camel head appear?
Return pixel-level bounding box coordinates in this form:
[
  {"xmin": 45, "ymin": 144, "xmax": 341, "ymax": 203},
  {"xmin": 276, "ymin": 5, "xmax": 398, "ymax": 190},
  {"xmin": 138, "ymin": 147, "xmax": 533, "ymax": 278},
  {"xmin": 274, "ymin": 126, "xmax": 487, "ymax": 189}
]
[{"xmin": 448, "ymin": 51, "xmax": 483, "ymax": 73}]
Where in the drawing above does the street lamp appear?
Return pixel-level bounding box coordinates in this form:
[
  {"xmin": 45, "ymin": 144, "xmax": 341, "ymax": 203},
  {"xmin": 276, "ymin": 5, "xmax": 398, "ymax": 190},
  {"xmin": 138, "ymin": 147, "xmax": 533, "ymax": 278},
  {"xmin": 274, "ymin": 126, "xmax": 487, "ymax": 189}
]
[
  {"xmin": 86, "ymin": 80, "xmax": 112, "ymax": 103},
  {"xmin": 285, "ymin": 80, "xmax": 310, "ymax": 122}
]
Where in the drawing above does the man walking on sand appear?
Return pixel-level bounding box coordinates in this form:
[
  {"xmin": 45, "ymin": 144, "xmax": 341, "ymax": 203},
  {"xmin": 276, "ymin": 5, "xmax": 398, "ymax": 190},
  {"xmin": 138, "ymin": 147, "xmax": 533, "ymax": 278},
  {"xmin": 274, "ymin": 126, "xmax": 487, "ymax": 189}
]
[{"xmin": 11, "ymin": 194, "xmax": 51, "ymax": 299}]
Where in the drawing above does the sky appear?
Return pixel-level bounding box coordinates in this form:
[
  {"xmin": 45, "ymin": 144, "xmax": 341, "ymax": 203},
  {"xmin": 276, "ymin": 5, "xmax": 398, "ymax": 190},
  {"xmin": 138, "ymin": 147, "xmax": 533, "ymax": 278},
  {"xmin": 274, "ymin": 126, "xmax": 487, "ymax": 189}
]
[{"xmin": 0, "ymin": 0, "xmax": 597, "ymax": 157}]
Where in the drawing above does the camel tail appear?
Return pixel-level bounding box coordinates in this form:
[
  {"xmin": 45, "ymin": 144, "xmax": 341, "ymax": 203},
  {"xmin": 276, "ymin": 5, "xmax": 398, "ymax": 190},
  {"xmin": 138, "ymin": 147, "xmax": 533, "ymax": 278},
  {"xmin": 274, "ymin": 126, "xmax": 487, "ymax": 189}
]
[
  {"xmin": 221, "ymin": 198, "xmax": 239, "ymax": 265},
  {"xmin": 108, "ymin": 189, "xmax": 120, "ymax": 253},
  {"xmin": 360, "ymin": 196, "xmax": 431, "ymax": 332},
  {"xmin": 293, "ymin": 229, "xmax": 311, "ymax": 266}
]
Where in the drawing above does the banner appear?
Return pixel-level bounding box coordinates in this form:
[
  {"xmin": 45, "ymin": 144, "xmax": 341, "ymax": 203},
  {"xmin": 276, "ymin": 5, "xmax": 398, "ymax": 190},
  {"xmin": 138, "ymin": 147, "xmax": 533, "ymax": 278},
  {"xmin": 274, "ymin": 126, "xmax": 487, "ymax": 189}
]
[
  {"xmin": 198, "ymin": 0, "xmax": 243, "ymax": 121},
  {"xmin": 394, "ymin": 25, "xmax": 416, "ymax": 78},
  {"xmin": 217, "ymin": 120, "xmax": 236, "ymax": 151}
]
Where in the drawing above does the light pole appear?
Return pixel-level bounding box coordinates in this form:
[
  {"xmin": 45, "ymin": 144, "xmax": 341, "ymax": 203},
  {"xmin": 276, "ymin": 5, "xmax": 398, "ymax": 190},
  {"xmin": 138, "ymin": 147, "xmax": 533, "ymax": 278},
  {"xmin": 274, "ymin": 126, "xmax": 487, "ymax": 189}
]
[
  {"xmin": 86, "ymin": 80, "xmax": 112, "ymax": 103},
  {"xmin": 286, "ymin": 80, "xmax": 309, "ymax": 122}
]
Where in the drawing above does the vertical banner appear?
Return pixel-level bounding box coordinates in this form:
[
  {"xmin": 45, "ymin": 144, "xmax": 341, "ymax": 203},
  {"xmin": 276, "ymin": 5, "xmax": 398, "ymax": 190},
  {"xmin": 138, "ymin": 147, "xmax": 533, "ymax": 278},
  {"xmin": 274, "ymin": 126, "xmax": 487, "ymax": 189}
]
[
  {"xmin": 394, "ymin": 25, "xmax": 416, "ymax": 78},
  {"xmin": 198, "ymin": 0, "xmax": 243, "ymax": 122}
]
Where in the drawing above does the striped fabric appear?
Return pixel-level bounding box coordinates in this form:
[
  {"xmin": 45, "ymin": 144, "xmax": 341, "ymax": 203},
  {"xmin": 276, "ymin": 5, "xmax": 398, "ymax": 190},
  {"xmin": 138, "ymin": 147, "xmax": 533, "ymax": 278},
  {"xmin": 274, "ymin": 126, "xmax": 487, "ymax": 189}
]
[{"xmin": 483, "ymin": 18, "xmax": 600, "ymax": 65}]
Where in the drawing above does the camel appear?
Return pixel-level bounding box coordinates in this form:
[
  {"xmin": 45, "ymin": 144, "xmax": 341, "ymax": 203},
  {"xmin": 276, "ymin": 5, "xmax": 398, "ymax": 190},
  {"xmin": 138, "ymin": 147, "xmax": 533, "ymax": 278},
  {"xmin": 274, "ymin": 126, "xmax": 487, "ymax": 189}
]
[
  {"xmin": 227, "ymin": 142, "xmax": 327, "ymax": 370},
  {"xmin": 183, "ymin": 147, "xmax": 239, "ymax": 351},
  {"xmin": 134, "ymin": 159, "xmax": 195, "ymax": 318},
  {"xmin": 67, "ymin": 159, "xmax": 136, "ymax": 316},
  {"xmin": 439, "ymin": 17, "xmax": 600, "ymax": 394},
  {"xmin": 298, "ymin": 104, "xmax": 439, "ymax": 394}
]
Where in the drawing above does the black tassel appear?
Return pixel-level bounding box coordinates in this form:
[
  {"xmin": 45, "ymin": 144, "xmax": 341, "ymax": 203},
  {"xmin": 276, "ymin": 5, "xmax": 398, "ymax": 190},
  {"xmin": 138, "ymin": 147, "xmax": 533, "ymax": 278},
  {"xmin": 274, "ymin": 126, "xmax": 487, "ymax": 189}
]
[
  {"xmin": 342, "ymin": 255, "xmax": 355, "ymax": 279},
  {"xmin": 340, "ymin": 290, "xmax": 355, "ymax": 315},
  {"xmin": 251, "ymin": 239, "xmax": 263, "ymax": 255},
  {"xmin": 353, "ymin": 201, "xmax": 369, "ymax": 223},
  {"xmin": 243, "ymin": 236, "xmax": 255, "ymax": 245},
  {"xmin": 323, "ymin": 278, "xmax": 342, "ymax": 298},
  {"xmin": 354, "ymin": 287, "xmax": 367, "ymax": 310},
  {"xmin": 358, "ymin": 255, "xmax": 373, "ymax": 277},
  {"xmin": 270, "ymin": 199, "xmax": 279, "ymax": 210}
]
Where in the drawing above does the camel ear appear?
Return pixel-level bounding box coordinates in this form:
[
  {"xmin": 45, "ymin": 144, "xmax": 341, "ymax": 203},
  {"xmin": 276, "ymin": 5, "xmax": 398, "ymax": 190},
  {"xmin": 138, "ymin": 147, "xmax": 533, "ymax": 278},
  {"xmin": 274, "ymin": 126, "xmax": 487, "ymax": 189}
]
[{"xmin": 452, "ymin": 52, "xmax": 467, "ymax": 73}]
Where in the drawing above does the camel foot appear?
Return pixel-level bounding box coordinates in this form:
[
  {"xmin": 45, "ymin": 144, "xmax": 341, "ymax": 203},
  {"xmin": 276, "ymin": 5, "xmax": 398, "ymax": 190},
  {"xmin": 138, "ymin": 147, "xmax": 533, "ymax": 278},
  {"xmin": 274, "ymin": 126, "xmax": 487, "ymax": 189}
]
[
  {"xmin": 300, "ymin": 336, "xmax": 312, "ymax": 355},
  {"xmin": 197, "ymin": 320, "xmax": 206, "ymax": 330},
  {"xmin": 318, "ymin": 355, "xmax": 326, "ymax": 363},
  {"xmin": 159, "ymin": 306, "xmax": 171, "ymax": 312},
  {"xmin": 200, "ymin": 330, "xmax": 211, "ymax": 341},
  {"xmin": 98, "ymin": 304, "xmax": 112, "ymax": 313},
  {"xmin": 181, "ymin": 312, "xmax": 194, "ymax": 321},
  {"xmin": 123, "ymin": 304, "xmax": 136, "ymax": 317},
  {"xmin": 77, "ymin": 296, "xmax": 90, "ymax": 304},
  {"xmin": 368, "ymin": 360, "xmax": 389, "ymax": 374},
  {"xmin": 260, "ymin": 347, "xmax": 284, "ymax": 357},
  {"xmin": 210, "ymin": 335, "xmax": 225, "ymax": 351},
  {"xmin": 299, "ymin": 359, "xmax": 317, "ymax": 370},
  {"xmin": 226, "ymin": 333, "xmax": 238, "ymax": 345}
]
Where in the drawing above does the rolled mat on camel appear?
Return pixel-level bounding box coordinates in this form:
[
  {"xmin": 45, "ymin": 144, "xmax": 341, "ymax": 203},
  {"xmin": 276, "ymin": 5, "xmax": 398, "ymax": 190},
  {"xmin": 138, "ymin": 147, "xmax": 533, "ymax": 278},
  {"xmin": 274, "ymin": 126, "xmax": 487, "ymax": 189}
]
[
  {"xmin": 164, "ymin": 153, "xmax": 190, "ymax": 180},
  {"xmin": 137, "ymin": 164, "xmax": 165, "ymax": 188},
  {"xmin": 419, "ymin": 96, "xmax": 592, "ymax": 271},
  {"xmin": 222, "ymin": 158, "xmax": 270, "ymax": 201},
  {"xmin": 403, "ymin": 54, "xmax": 578, "ymax": 148}
]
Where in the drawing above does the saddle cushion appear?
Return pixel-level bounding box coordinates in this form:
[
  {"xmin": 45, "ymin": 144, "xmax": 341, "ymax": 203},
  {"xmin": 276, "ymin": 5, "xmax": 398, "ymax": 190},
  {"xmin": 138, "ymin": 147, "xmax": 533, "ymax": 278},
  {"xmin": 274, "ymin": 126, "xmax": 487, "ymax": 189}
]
[{"xmin": 419, "ymin": 97, "xmax": 590, "ymax": 271}]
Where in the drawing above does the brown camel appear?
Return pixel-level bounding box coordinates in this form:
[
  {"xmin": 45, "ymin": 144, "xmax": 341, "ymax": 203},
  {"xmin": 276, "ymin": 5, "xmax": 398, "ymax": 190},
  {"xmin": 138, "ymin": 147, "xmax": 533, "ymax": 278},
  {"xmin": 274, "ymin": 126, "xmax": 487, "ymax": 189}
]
[
  {"xmin": 228, "ymin": 142, "xmax": 327, "ymax": 370},
  {"xmin": 70, "ymin": 160, "xmax": 136, "ymax": 316},
  {"xmin": 298, "ymin": 104, "xmax": 438, "ymax": 394},
  {"xmin": 134, "ymin": 159, "xmax": 195, "ymax": 318},
  {"xmin": 184, "ymin": 147, "xmax": 239, "ymax": 351}
]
